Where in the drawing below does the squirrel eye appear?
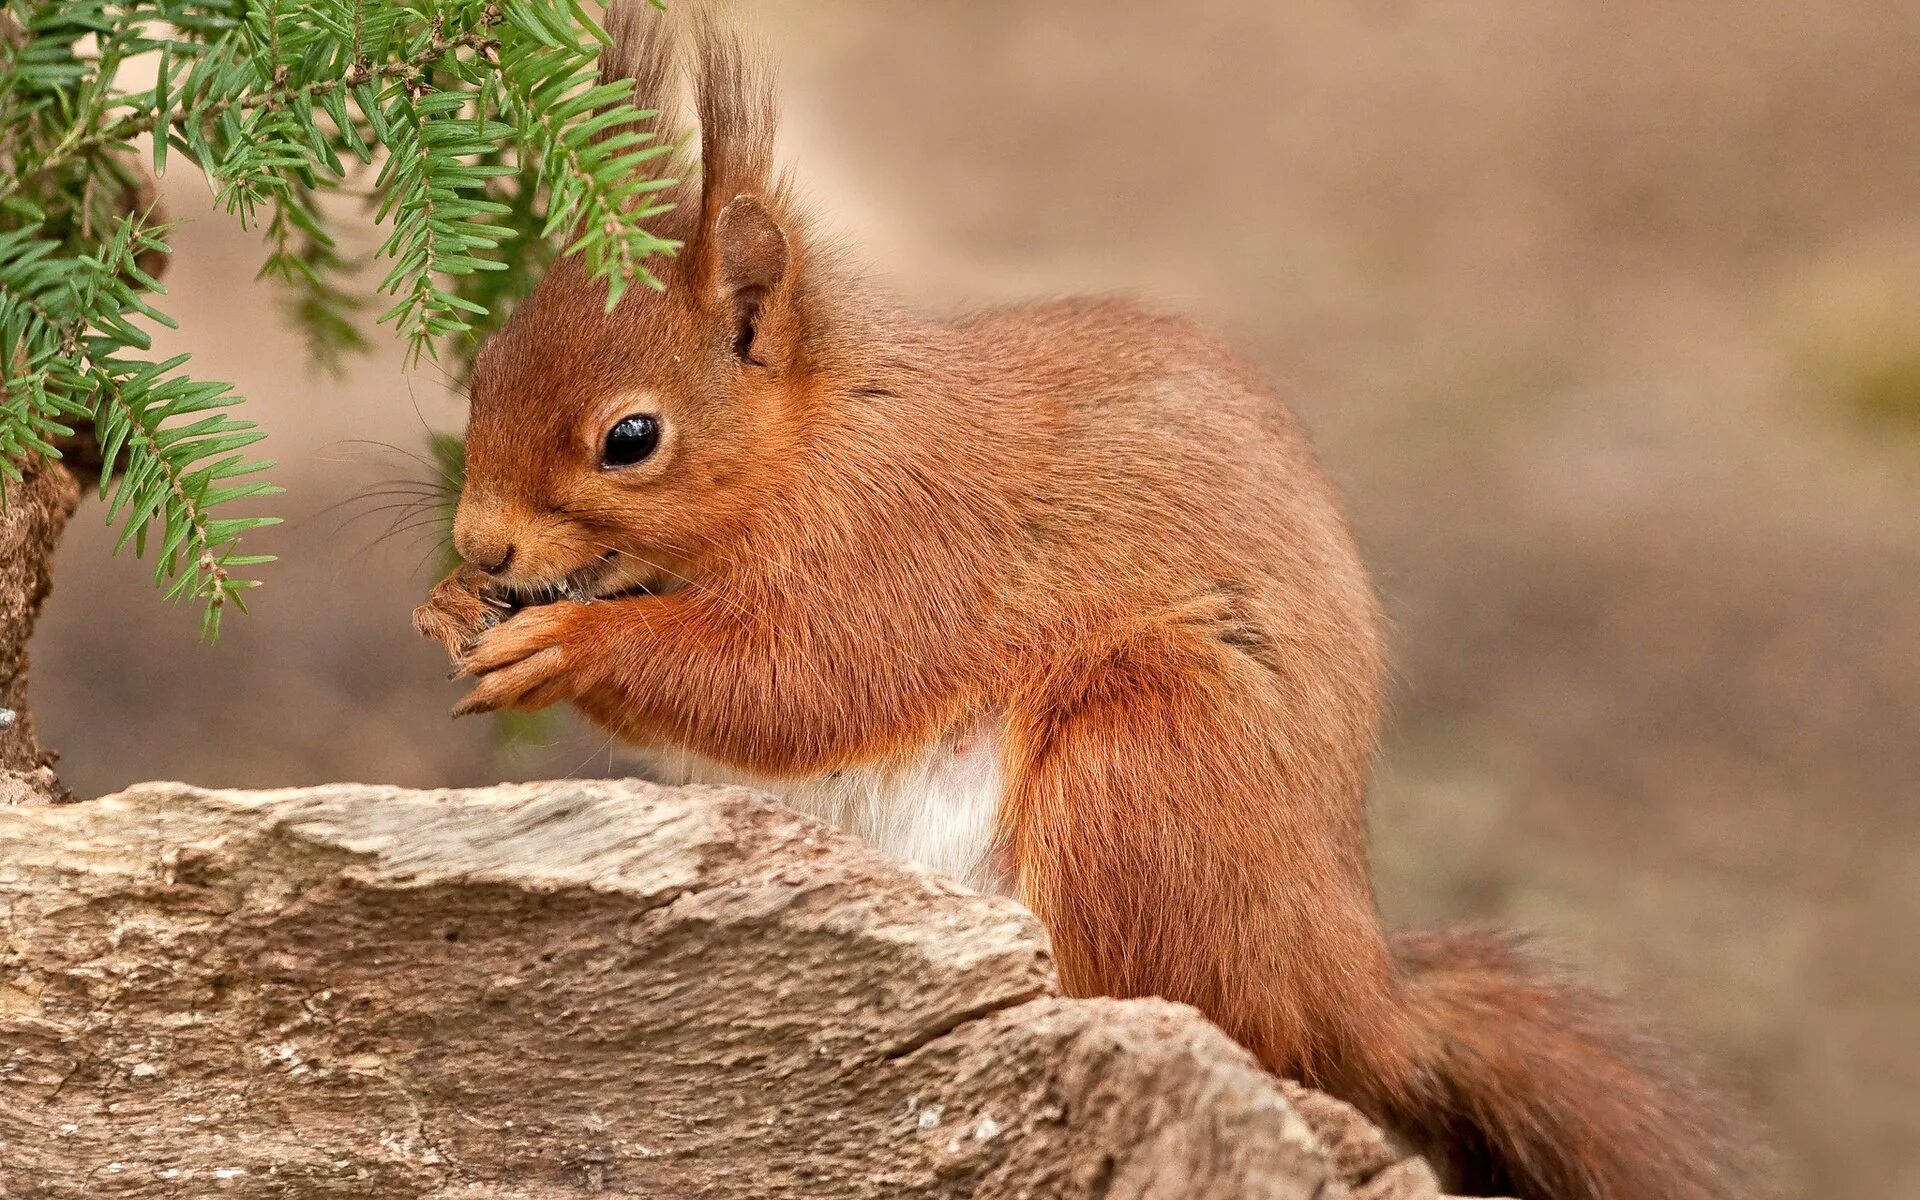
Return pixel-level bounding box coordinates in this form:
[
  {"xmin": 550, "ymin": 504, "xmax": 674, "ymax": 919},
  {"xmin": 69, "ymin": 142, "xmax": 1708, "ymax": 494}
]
[{"xmin": 601, "ymin": 413, "xmax": 661, "ymax": 468}]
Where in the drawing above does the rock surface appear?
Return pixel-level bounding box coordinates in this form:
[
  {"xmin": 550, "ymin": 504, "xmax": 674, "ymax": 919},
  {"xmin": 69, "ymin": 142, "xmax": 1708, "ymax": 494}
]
[{"xmin": 0, "ymin": 780, "xmax": 1450, "ymax": 1198}]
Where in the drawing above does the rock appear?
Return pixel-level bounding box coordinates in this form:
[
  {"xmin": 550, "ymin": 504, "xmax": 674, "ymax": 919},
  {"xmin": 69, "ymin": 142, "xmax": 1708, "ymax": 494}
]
[
  {"xmin": 1277, "ymin": 1081, "xmax": 1448, "ymax": 1200},
  {"xmin": 0, "ymin": 780, "xmax": 1451, "ymax": 1198}
]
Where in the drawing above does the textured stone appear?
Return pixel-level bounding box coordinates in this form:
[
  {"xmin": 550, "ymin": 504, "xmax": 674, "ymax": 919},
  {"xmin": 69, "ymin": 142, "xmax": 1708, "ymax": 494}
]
[{"xmin": 0, "ymin": 780, "xmax": 1449, "ymax": 1198}]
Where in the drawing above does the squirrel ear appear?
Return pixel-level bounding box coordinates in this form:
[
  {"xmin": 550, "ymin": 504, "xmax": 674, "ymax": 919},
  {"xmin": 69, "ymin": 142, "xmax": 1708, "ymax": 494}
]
[
  {"xmin": 711, "ymin": 194, "xmax": 792, "ymax": 366},
  {"xmin": 714, "ymin": 194, "xmax": 789, "ymax": 299}
]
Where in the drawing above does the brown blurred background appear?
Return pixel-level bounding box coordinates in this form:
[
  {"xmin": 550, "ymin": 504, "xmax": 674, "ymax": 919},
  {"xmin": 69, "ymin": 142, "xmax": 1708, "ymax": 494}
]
[{"xmin": 30, "ymin": 4, "xmax": 1920, "ymax": 1196}]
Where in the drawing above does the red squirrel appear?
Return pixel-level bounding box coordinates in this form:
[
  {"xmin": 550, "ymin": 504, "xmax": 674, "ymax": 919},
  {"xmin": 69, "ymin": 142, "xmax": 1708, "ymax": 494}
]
[{"xmin": 413, "ymin": 7, "xmax": 1748, "ymax": 1196}]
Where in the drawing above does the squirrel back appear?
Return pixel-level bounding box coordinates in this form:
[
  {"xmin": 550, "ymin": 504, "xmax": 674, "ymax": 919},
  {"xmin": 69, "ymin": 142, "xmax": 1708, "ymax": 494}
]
[{"xmin": 431, "ymin": 8, "xmax": 1758, "ymax": 1198}]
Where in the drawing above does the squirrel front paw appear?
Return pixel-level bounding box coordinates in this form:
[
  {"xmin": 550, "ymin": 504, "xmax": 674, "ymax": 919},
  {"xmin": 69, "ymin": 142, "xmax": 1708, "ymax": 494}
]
[
  {"xmin": 450, "ymin": 602, "xmax": 597, "ymax": 717},
  {"xmin": 412, "ymin": 564, "xmax": 508, "ymax": 657}
]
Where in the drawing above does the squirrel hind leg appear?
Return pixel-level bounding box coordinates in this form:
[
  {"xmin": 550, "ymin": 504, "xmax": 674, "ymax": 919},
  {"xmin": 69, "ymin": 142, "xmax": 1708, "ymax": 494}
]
[
  {"xmin": 998, "ymin": 623, "xmax": 1759, "ymax": 1200},
  {"xmin": 999, "ymin": 622, "xmax": 1403, "ymax": 1085}
]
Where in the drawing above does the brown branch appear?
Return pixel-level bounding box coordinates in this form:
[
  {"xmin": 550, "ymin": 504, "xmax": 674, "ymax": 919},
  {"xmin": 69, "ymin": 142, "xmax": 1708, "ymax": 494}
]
[{"xmin": 0, "ymin": 455, "xmax": 78, "ymax": 806}]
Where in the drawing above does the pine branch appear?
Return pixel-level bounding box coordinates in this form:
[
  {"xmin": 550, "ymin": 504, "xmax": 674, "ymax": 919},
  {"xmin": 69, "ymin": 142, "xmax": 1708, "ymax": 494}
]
[
  {"xmin": 0, "ymin": 0, "xmax": 679, "ymax": 632},
  {"xmin": 0, "ymin": 215, "xmax": 277, "ymax": 636},
  {"xmin": 89, "ymin": 353, "xmax": 278, "ymax": 638},
  {"xmin": 494, "ymin": 31, "xmax": 679, "ymax": 309},
  {"xmin": 0, "ymin": 26, "xmax": 505, "ymax": 206}
]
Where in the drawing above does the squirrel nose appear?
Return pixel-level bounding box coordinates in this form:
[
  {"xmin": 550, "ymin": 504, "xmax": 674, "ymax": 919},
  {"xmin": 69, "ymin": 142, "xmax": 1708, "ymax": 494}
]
[
  {"xmin": 466, "ymin": 544, "xmax": 516, "ymax": 576},
  {"xmin": 452, "ymin": 502, "xmax": 519, "ymax": 575},
  {"xmin": 454, "ymin": 522, "xmax": 517, "ymax": 575}
]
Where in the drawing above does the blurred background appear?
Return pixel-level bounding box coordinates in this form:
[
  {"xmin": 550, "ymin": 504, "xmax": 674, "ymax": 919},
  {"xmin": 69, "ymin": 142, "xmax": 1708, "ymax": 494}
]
[{"xmin": 29, "ymin": 3, "xmax": 1918, "ymax": 1196}]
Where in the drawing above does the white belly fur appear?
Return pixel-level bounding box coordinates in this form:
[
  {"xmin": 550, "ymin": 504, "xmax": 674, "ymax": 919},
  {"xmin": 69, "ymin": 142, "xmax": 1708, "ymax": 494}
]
[{"xmin": 645, "ymin": 719, "xmax": 1010, "ymax": 894}]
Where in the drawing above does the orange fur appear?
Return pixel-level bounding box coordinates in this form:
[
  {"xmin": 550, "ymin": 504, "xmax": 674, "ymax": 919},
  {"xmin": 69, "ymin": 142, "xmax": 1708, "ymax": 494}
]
[{"xmin": 414, "ymin": 7, "xmax": 1753, "ymax": 1197}]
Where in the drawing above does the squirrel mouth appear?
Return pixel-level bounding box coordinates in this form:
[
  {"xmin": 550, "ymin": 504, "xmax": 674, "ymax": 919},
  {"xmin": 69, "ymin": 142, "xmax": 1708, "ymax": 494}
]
[
  {"xmin": 485, "ymin": 553, "xmax": 664, "ymax": 610},
  {"xmin": 578, "ymin": 551, "xmax": 672, "ymax": 602}
]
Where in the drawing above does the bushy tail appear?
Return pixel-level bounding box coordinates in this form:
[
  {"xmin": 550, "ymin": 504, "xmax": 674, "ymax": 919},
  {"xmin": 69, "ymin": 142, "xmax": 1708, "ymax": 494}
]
[{"xmin": 1385, "ymin": 928, "xmax": 1757, "ymax": 1200}]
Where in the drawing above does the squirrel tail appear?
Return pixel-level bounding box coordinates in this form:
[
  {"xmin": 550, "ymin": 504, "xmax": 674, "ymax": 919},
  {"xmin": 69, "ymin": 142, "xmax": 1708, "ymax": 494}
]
[{"xmin": 1379, "ymin": 927, "xmax": 1757, "ymax": 1200}]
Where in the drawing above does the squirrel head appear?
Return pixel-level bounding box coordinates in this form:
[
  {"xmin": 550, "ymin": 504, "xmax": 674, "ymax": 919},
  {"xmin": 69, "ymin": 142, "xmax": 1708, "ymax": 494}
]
[{"xmin": 454, "ymin": 5, "xmax": 806, "ymax": 601}]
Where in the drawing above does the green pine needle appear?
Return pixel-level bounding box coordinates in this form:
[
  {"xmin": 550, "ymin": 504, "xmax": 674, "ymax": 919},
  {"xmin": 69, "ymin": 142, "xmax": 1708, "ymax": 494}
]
[{"xmin": 0, "ymin": 0, "xmax": 678, "ymax": 634}]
